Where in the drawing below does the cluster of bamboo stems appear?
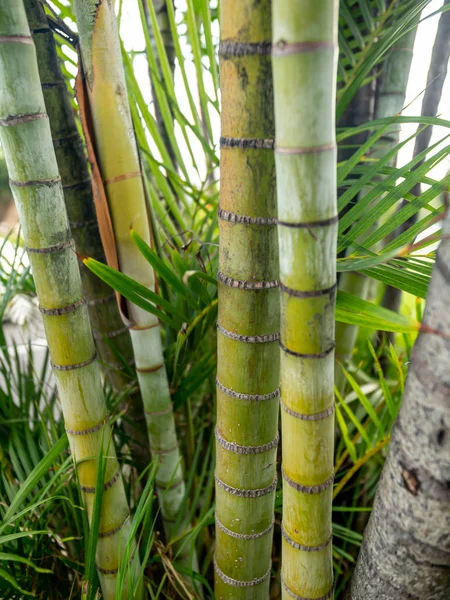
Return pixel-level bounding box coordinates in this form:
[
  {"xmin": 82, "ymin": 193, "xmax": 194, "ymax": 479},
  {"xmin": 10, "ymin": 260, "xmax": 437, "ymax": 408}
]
[{"xmin": 4, "ymin": 0, "xmax": 439, "ymax": 599}]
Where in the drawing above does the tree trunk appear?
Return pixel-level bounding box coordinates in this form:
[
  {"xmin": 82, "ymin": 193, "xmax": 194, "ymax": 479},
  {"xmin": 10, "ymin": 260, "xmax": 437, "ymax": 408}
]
[
  {"xmin": 382, "ymin": 0, "xmax": 450, "ymax": 315},
  {"xmin": 24, "ymin": 0, "xmax": 150, "ymax": 473},
  {"xmin": 272, "ymin": 1, "xmax": 339, "ymax": 598},
  {"xmin": 0, "ymin": 3, "xmax": 141, "ymax": 598},
  {"xmin": 348, "ymin": 207, "xmax": 450, "ymax": 600},
  {"xmin": 72, "ymin": 0, "xmax": 199, "ymax": 581},
  {"xmin": 215, "ymin": 1, "xmax": 278, "ymax": 598}
]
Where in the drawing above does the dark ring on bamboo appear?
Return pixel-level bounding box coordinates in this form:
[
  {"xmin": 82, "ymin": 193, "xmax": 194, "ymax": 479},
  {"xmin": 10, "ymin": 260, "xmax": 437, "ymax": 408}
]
[
  {"xmin": 277, "ymin": 215, "xmax": 339, "ymax": 228},
  {"xmin": 276, "ymin": 142, "xmax": 336, "ymax": 155},
  {"xmin": 31, "ymin": 27, "xmax": 51, "ymax": 35},
  {"xmin": 215, "ymin": 428, "xmax": 279, "ymax": 454},
  {"xmin": 0, "ymin": 35, "xmax": 34, "ymax": 45},
  {"xmin": 152, "ymin": 444, "xmax": 179, "ymax": 456},
  {"xmin": 87, "ymin": 293, "xmax": 116, "ymax": 307},
  {"xmin": 272, "ymin": 40, "xmax": 337, "ymax": 56},
  {"xmin": 39, "ymin": 297, "xmax": 86, "ymax": 316},
  {"xmin": 80, "ymin": 468, "xmax": 121, "ymax": 494},
  {"xmin": 98, "ymin": 517, "xmax": 128, "ymax": 539},
  {"xmin": 215, "ymin": 473, "xmax": 277, "ymax": 498},
  {"xmin": 26, "ymin": 239, "xmax": 74, "ymax": 254},
  {"xmin": 217, "ymin": 323, "xmax": 280, "ymax": 344},
  {"xmin": 216, "ymin": 378, "xmax": 280, "ymax": 402},
  {"xmin": 217, "ymin": 271, "xmax": 279, "ymax": 290},
  {"xmin": 9, "ymin": 176, "xmax": 61, "ymax": 187},
  {"xmin": 281, "ymin": 400, "xmax": 335, "ymax": 421},
  {"xmin": 281, "ymin": 525, "xmax": 332, "ymax": 552},
  {"xmin": 281, "ymin": 575, "xmax": 334, "ymax": 600},
  {"xmin": 220, "ymin": 136, "xmax": 275, "ymax": 150},
  {"xmin": 145, "ymin": 405, "xmax": 173, "ymax": 417},
  {"xmin": 282, "ymin": 468, "xmax": 334, "ymax": 494},
  {"xmin": 103, "ymin": 170, "xmax": 142, "ymax": 185},
  {"xmin": 219, "ymin": 40, "xmax": 272, "ymax": 57},
  {"xmin": 52, "ymin": 352, "xmax": 97, "ymax": 372},
  {"xmin": 70, "ymin": 218, "xmax": 97, "ymax": 229},
  {"xmin": 218, "ymin": 208, "xmax": 277, "ymax": 225},
  {"xmin": 279, "ymin": 282, "xmax": 337, "ymax": 298},
  {"xmin": 136, "ymin": 363, "xmax": 164, "ymax": 374},
  {"xmin": 93, "ymin": 325, "xmax": 129, "ymax": 340},
  {"xmin": 62, "ymin": 177, "xmax": 92, "ymax": 191},
  {"xmin": 280, "ymin": 341, "xmax": 335, "ymax": 359},
  {"xmin": 65, "ymin": 414, "xmax": 109, "ymax": 436},
  {"xmin": 0, "ymin": 112, "xmax": 47, "ymax": 127},
  {"xmin": 216, "ymin": 516, "xmax": 275, "ymax": 540},
  {"xmin": 214, "ymin": 557, "xmax": 271, "ymax": 587}
]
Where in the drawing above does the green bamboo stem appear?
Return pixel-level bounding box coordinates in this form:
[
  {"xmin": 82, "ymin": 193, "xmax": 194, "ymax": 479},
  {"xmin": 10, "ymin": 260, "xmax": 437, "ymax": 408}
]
[
  {"xmin": 0, "ymin": 3, "xmax": 141, "ymax": 598},
  {"xmin": 72, "ymin": 0, "xmax": 197, "ymax": 572},
  {"xmin": 272, "ymin": 1, "xmax": 338, "ymax": 598},
  {"xmin": 24, "ymin": 0, "xmax": 150, "ymax": 471},
  {"xmin": 215, "ymin": 1, "xmax": 278, "ymax": 598}
]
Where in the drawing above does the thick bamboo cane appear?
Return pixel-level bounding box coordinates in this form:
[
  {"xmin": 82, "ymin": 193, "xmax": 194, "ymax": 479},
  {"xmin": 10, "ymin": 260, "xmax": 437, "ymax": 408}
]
[
  {"xmin": 215, "ymin": 1, "xmax": 279, "ymax": 598},
  {"xmin": 24, "ymin": 0, "xmax": 150, "ymax": 471},
  {"xmin": 0, "ymin": 3, "xmax": 141, "ymax": 598},
  {"xmin": 272, "ymin": 1, "xmax": 338, "ymax": 598},
  {"xmin": 72, "ymin": 0, "xmax": 196, "ymax": 566}
]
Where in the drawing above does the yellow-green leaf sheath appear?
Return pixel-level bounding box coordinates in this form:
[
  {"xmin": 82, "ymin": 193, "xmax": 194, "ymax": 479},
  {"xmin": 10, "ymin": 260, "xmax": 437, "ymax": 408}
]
[
  {"xmin": 72, "ymin": 0, "xmax": 195, "ymax": 567},
  {"xmin": 0, "ymin": 3, "xmax": 141, "ymax": 598},
  {"xmin": 216, "ymin": 2, "xmax": 279, "ymax": 598},
  {"xmin": 24, "ymin": 0, "xmax": 150, "ymax": 471},
  {"xmin": 272, "ymin": 1, "xmax": 338, "ymax": 598}
]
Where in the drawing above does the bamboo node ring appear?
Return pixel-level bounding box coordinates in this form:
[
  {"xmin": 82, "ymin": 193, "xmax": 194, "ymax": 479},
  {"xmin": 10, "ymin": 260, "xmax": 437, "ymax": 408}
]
[
  {"xmin": 215, "ymin": 428, "xmax": 279, "ymax": 454},
  {"xmin": 214, "ymin": 557, "xmax": 271, "ymax": 587},
  {"xmin": 281, "ymin": 524, "xmax": 332, "ymax": 552},
  {"xmin": 281, "ymin": 468, "xmax": 335, "ymax": 494},
  {"xmin": 65, "ymin": 414, "xmax": 109, "ymax": 436},
  {"xmin": 218, "ymin": 207, "xmax": 277, "ymax": 225},
  {"xmin": 215, "ymin": 473, "xmax": 277, "ymax": 498},
  {"xmin": 281, "ymin": 575, "xmax": 334, "ymax": 600},
  {"xmin": 220, "ymin": 136, "xmax": 274, "ymax": 150},
  {"xmin": 26, "ymin": 239, "xmax": 74, "ymax": 254},
  {"xmin": 217, "ymin": 323, "xmax": 280, "ymax": 344},
  {"xmin": 0, "ymin": 112, "xmax": 47, "ymax": 127},
  {"xmin": 280, "ymin": 400, "xmax": 335, "ymax": 421},
  {"xmin": 279, "ymin": 341, "xmax": 335, "ymax": 359},
  {"xmin": 39, "ymin": 297, "xmax": 86, "ymax": 316},
  {"xmin": 216, "ymin": 378, "xmax": 280, "ymax": 402},
  {"xmin": 51, "ymin": 351, "xmax": 97, "ymax": 372},
  {"xmin": 217, "ymin": 271, "xmax": 279, "ymax": 290},
  {"xmin": 279, "ymin": 282, "xmax": 337, "ymax": 298},
  {"xmin": 215, "ymin": 516, "xmax": 275, "ymax": 540},
  {"xmin": 80, "ymin": 468, "xmax": 121, "ymax": 494}
]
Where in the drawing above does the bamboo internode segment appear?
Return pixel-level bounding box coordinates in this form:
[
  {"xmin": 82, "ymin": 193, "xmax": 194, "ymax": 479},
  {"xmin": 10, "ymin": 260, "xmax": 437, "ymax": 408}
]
[
  {"xmin": 216, "ymin": 1, "xmax": 279, "ymax": 597},
  {"xmin": 272, "ymin": 0, "xmax": 338, "ymax": 598},
  {"xmin": 0, "ymin": 3, "xmax": 139, "ymax": 598}
]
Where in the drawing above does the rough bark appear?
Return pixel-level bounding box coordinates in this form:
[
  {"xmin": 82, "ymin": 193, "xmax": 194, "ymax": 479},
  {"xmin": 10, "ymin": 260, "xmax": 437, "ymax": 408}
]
[{"xmin": 348, "ymin": 208, "xmax": 450, "ymax": 599}]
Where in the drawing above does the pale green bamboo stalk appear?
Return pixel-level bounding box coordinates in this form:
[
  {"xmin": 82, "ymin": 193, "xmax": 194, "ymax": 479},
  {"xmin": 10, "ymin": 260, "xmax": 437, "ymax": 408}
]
[
  {"xmin": 24, "ymin": 0, "xmax": 150, "ymax": 471},
  {"xmin": 215, "ymin": 1, "xmax": 279, "ymax": 598},
  {"xmin": 72, "ymin": 0, "xmax": 198, "ymax": 574},
  {"xmin": 0, "ymin": 3, "xmax": 141, "ymax": 598},
  {"xmin": 272, "ymin": 1, "xmax": 338, "ymax": 598}
]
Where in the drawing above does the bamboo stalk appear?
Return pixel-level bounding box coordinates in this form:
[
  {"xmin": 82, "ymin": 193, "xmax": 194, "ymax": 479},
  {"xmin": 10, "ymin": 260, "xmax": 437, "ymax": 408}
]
[
  {"xmin": 272, "ymin": 1, "xmax": 338, "ymax": 598},
  {"xmin": 348, "ymin": 206, "xmax": 450, "ymax": 600},
  {"xmin": 72, "ymin": 0, "xmax": 197, "ymax": 573},
  {"xmin": 0, "ymin": 3, "xmax": 141, "ymax": 598},
  {"xmin": 24, "ymin": 0, "xmax": 150, "ymax": 471},
  {"xmin": 215, "ymin": 1, "xmax": 279, "ymax": 598}
]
